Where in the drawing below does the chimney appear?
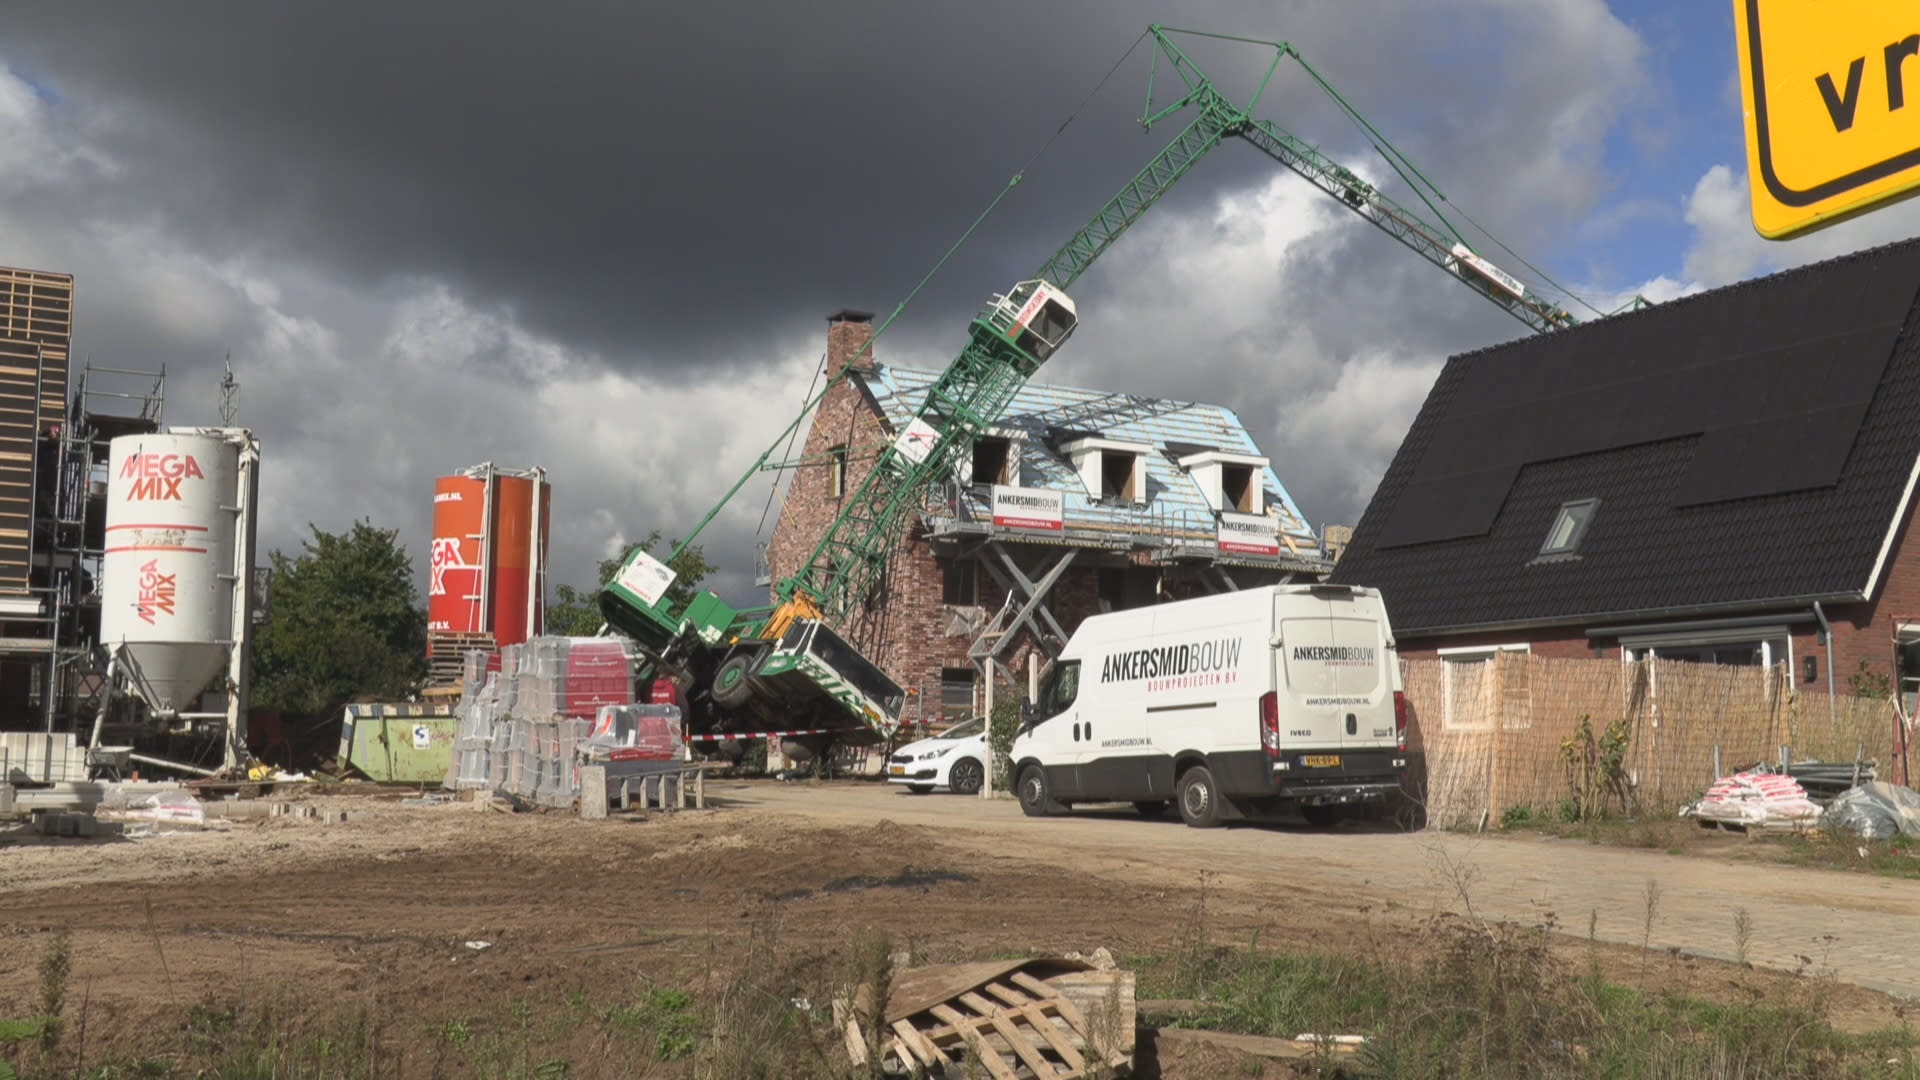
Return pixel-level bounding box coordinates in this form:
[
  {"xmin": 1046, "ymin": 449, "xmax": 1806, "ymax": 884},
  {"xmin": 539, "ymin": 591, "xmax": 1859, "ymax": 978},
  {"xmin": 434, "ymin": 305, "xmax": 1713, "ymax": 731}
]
[{"xmin": 827, "ymin": 309, "xmax": 877, "ymax": 374}]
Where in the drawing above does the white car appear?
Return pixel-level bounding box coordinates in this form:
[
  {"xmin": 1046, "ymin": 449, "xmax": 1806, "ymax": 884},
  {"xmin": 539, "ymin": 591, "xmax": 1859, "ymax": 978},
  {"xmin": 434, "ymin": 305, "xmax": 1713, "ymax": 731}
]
[{"xmin": 886, "ymin": 717, "xmax": 987, "ymax": 794}]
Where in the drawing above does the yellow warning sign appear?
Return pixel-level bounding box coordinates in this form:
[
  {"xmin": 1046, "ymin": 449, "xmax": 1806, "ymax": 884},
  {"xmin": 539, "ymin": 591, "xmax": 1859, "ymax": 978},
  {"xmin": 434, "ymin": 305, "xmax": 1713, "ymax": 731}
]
[{"xmin": 1735, "ymin": 0, "xmax": 1920, "ymax": 238}]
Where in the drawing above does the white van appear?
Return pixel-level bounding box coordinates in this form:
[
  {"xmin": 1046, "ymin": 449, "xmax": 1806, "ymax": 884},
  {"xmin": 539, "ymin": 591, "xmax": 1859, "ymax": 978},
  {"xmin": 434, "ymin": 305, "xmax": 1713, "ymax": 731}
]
[{"xmin": 1009, "ymin": 583, "xmax": 1408, "ymax": 828}]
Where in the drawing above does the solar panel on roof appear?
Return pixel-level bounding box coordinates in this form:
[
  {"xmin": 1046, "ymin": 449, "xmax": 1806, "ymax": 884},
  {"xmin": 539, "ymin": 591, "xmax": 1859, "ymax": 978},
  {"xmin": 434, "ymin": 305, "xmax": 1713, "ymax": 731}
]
[{"xmin": 1376, "ymin": 242, "xmax": 1920, "ymax": 549}]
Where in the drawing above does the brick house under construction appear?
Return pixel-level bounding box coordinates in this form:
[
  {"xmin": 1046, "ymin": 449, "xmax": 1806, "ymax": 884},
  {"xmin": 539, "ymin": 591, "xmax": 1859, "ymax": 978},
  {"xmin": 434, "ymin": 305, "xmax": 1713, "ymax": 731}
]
[{"xmin": 766, "ymin": 310, "xmax": 1332, "ymax": 727}]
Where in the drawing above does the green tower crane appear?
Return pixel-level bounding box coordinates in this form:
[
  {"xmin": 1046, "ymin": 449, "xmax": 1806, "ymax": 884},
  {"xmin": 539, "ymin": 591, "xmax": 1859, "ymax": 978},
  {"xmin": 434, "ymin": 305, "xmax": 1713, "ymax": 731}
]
[{"xmin": 598, "ymin": 26, "xmax": 1622, "ymax": 759}]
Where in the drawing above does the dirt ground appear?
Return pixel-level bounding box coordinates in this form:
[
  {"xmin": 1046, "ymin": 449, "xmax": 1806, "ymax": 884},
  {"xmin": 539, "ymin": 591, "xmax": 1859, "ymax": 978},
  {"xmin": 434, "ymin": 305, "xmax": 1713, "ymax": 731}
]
[{"xmin": 0, "ymin": 779, "xmax": 1911, "ymax": 1077}]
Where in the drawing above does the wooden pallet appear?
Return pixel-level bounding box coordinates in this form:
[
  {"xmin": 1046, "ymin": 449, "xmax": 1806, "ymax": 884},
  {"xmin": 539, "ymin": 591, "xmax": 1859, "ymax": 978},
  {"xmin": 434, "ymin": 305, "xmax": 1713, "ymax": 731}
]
[
  {"xmin": 426, "ymin": 631, "xmax": 496, "ymax": 686},
  {"xmin": 847, "ymin": 964, "xmax": 1132, "ymax": 1079}
]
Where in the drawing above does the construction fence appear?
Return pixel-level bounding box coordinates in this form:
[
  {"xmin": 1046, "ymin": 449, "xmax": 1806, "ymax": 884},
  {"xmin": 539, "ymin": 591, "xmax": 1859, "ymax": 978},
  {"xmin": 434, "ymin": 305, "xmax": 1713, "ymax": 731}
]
[{"xmin": 1405, "ymin": 653, "xmax": 1905, "ymax": 829}]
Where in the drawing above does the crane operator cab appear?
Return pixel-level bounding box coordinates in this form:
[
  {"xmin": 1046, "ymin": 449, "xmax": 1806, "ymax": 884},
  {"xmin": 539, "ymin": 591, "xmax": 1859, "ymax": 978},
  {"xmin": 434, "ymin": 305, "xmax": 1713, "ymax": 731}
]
[{"xmin": 980, "ymin": 280, "xmax": 1078, "ymax": 367}]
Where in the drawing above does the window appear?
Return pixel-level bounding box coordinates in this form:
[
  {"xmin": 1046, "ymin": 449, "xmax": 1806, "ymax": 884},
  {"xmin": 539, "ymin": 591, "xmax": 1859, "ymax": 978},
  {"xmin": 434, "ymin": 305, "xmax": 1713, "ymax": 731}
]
[
  {"xmin": 1439, "ymin": 644, "xmax": 1530, "ymax": 731},
  {"xmin": 1537, "ymin": 498, "xmax": 1599, "ymax": 558},
  {"xmin": 1101, "ymin": 451, "xmax": 1139, "ymax": 500},
  {"xmin": 1221, "ymin": 464, "xmax": 1256, "ymax": 513},
  {"xmin": 1036, "ymin": 660, "xmax": 1080, "ymax": 719},
  {"xmin": 971, "ymin": 436, "xmax": 1012, "ymax": 487},
  {"xmin": 941, "ymin": 558, "xmax": 977, "ymax": 605},
  {"xmin": 939, "ymin": 667, "xmax": 977, "ymax": 715},
  {"xmin": 1621, "ymin": 633, "xmax": 1789, "ymax": 669},
  {"xmin": 828, "ymin": 445, "xmax": 848, "ymax": 498}
]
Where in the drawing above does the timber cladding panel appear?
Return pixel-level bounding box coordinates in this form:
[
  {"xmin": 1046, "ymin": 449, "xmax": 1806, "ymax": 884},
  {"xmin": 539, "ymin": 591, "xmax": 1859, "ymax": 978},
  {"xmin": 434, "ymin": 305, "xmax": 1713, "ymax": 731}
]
[{"xmin": 0, "ymin": 265, "xmax": 73, "ymax": 594}]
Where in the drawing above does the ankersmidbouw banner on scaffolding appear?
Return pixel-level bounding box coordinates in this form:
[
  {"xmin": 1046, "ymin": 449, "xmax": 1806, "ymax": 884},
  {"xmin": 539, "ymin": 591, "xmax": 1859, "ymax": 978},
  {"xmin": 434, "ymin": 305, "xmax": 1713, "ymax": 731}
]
[
  {"xmin": 991, "ymin": 485, "xmax": 1063, "ymax": 531},
  {"xmin": 1217, "ymin": 511, "xmax": 1280, "ymax": 555}
]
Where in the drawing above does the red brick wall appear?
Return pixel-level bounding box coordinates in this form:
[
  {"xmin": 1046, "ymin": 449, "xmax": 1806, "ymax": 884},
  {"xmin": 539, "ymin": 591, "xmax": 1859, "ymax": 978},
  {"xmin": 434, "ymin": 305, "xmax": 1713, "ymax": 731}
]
[{"xmin": 1811, "ymin": 490, "xmax": 1920, "ymax": 690}]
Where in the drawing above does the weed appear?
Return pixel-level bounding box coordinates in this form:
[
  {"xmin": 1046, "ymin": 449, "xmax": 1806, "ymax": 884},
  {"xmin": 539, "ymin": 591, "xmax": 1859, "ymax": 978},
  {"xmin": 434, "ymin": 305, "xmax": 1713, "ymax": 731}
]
[
  {"xmin": 1640, "ymin": 878, "xmax": 1663, "ymax": 983},
  {"xmin": 1734, "ymin": 908, "xmax": 1754, "ymax": 967},
  {"xmin": 850, "ymin": 932, "xmax": 894, "ymax": 1078},
  {"xmin": 440, "ymin": 1017, "xmax": 472, "ymax": 1046},
  {"xmin": 1559, "ymin": 713, "xmax": 1634, "ymax": 822},
  {"xmin": 37, "ymin": 930, "xmax": 71, "ymax": 1056},
  {"xmin": 1499, "ymin": 802, "xmax": 1534, "ymax": 828}
]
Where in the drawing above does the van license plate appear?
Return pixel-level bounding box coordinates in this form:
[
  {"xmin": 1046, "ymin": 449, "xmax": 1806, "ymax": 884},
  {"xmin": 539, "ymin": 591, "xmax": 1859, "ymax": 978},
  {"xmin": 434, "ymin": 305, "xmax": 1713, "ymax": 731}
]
[
  {"xmin": 1301, "ymin": 755, "xmax": 1341, "ymax": 768},
  {"xmin": 888, "ymin": 766, "xmax": 906, "ymax": 776}
]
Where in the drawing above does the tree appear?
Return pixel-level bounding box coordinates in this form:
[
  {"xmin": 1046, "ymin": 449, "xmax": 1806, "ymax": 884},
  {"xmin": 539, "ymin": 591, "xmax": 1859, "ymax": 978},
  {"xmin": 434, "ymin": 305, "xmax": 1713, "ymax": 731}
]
[
  {"xmin": 545, "ymin": 531, "xmax": 718, "ymax": 636},
  {"xmin": 253, "ymin": 521, "xmax": 427, "ymax": 715}
]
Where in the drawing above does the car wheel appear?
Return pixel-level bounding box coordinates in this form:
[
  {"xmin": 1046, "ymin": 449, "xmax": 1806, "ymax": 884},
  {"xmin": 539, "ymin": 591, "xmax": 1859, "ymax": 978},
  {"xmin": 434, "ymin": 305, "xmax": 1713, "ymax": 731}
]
[
  {"xmin": 1301, "ymin": 804, "xmax": 1343, "ymax": 828},
  {"xmin": 1133, "ymin": 800, "xmax": 1170, "ymax": 820},
  {"xmin": 948, "ymin": 757, "xmax": 985, "ymax": 795},
  {"xmin": 906, "ymin": 784, "xmax": 934, "ymax": 795},
  {"xmin": 1177, "ymin": 766, "xmax": 1223, "ymax": 829},
  {"xmin": 1018, "ymin": 765, "xmax": 1062, "ymax": 818},
  {"xmin": 710, "ymin": 652, "xmax": 756, "ymax": 708}
]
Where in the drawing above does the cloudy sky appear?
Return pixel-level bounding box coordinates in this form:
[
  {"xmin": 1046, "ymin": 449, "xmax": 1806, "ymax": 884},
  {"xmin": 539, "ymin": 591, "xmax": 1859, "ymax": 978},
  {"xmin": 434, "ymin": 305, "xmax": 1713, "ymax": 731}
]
[{"xmin": 3, "ymin": 1, "xmax": 1917, "ymax": 608}]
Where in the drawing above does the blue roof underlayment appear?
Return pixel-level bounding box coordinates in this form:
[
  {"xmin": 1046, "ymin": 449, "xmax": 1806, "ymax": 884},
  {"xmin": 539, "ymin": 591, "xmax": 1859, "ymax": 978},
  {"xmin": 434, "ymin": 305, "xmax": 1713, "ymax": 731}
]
[{"xmin": 863, "ymin": 363, "xmax": 1320, "ymax": 552}]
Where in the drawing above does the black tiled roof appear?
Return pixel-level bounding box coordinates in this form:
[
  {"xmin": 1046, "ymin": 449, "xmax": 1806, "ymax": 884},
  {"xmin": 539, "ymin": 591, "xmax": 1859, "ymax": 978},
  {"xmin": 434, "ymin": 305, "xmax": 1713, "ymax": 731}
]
[{"xmin": 1330, "ymin": 238, "xmax": 1920, "ymax": 635}]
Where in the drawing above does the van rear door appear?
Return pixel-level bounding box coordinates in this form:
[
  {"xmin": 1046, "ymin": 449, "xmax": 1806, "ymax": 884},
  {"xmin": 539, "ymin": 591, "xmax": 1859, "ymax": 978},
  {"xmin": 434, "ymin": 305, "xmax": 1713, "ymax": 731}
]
[
  {"xmin": 1276, "ymin": 589, "xmax": 1388, "ymax": 750},
  {"xmin": 1276, "ymin": 601, "xmax": 1351, "ymax": 751}
]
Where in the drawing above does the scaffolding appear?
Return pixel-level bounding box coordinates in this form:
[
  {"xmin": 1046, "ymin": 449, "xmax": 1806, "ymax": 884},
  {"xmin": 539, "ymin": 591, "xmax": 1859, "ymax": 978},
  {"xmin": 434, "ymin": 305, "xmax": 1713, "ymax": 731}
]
[{"xmin": 1, "ymin": 361, "xmax": 166, "ymax": 735}]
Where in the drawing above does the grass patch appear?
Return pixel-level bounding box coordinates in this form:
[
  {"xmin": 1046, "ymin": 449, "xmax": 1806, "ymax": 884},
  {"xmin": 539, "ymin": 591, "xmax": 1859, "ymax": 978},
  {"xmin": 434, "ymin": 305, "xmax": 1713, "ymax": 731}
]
[
  {"xmin": 1135, "ymin": 875, "xmax": 1919, "ymax": 1079},
  {"xmin": 1497, "ymin": 808, "xmax": 1920, "ymax": 881}
]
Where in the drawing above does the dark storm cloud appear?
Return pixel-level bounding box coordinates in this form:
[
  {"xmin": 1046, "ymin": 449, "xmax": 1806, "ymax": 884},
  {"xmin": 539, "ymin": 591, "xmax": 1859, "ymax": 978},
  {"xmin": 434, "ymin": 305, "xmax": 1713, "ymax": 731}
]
[
  {"xmin": 0, "ymin": 1, "xmax": 1636, "ymax": 375},
  {"xmin": 0, "ymin": 1, "xmax": 1660, "ymax": 602}
]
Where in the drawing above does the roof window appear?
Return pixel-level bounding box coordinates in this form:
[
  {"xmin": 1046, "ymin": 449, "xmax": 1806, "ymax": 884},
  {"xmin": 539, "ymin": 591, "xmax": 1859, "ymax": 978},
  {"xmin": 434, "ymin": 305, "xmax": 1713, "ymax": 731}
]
[{"xmin": 1537, "ymin": 498, "xmax": 1599, "ymax": 559}]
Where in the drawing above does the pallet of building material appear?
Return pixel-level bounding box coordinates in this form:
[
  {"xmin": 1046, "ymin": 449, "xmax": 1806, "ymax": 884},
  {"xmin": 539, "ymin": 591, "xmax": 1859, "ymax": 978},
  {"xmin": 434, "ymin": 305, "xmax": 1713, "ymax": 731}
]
[
  {"xmin": 426, "ymin": 632, "xmax": 495, "ymax": 687},
  {"xmin": 843, "ymin": 958, "xmax": 1134, "ymax": 1079}
]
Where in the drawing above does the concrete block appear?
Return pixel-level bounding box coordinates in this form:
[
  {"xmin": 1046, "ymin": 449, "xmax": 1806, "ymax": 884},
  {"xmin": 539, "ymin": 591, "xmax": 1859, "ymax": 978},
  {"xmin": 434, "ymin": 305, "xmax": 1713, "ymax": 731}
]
[
  {"xmin": 579, "ymin": 765, "xmax": 608, "ymax": 821},
  {"xmin": 56, "ymin": 814, "xmax": 81, "ymax": 837},
  {"xmin": 79, "ymin": 817, "xmax": 124, "ymax": 838},
  {"xmin": 320, "ymin": 809, "xmax": 349, "ymax": 825}
]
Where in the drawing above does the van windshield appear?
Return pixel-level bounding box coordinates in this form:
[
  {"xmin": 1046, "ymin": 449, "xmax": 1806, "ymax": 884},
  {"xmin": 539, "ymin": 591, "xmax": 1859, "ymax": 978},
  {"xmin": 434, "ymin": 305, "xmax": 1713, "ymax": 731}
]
[{"xmin": 1039, "ymin": 661, "xmax": 1080, "ymax": 717}]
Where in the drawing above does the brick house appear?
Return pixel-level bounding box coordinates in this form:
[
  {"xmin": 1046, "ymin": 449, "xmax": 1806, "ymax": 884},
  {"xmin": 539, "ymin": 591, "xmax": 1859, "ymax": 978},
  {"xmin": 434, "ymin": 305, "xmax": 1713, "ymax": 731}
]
[
  {"xmin": 1330, "ymin": 238, "xmax": 1920, "ymax": 711},
  {"xmin": 767, "ymin": 310, "xmax": 1331, "ymax": 727}
]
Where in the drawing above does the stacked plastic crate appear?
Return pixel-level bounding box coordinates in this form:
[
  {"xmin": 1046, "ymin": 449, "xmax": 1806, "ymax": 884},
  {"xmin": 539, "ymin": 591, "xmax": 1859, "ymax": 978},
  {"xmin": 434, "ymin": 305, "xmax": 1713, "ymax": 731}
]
[{"xmin": 448, "ymin": 635, "xmax": 640, "ymax": 803}]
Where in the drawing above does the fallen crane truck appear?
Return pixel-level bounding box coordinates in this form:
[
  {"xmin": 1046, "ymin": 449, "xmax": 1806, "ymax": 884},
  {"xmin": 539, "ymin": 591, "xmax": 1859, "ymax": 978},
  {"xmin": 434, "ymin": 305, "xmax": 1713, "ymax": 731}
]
[
  {"xmin": 598, "ymin": 24, "xmax": 1622, "ymax": 763},
  {"xmin": 599, "ymin": 282, "xmax": 1078, "ymax": 762}
]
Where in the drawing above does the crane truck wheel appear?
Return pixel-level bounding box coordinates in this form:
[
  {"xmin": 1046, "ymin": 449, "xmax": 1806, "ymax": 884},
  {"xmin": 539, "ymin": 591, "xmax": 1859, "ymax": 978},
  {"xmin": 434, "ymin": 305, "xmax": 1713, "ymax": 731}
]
[{"xmin": 710, "ymin": 653, "xmax": 757, "ymax": 708}]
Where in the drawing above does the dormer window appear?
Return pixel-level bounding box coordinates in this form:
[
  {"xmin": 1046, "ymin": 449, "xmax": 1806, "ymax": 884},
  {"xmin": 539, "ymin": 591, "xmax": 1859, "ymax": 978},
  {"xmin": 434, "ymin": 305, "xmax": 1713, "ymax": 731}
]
[
  {"xmin": 1174, "ymin": 448, "xmax": 1269, "ymax": 515},
  {"xmin": 971, "ymin": 435, "xmax": 1013, "ymax": 487},
  {"xmin": 1221, "ymin": 464, "xmax": 1255, "ymax": 512},
  {"xmin": 1062, "ymin": 436, "xmax": 1152, "ymax": 504},
  {"xmin": 1101, "ymin": 451, "xmax": 1139, "ymax": 500}
]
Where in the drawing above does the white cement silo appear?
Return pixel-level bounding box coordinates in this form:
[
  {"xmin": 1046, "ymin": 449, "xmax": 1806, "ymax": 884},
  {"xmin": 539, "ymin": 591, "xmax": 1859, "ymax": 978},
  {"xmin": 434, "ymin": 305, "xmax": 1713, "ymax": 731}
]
[{"xmin": 101, "ymin": 432, "xmax": 240, "ymax": 712}]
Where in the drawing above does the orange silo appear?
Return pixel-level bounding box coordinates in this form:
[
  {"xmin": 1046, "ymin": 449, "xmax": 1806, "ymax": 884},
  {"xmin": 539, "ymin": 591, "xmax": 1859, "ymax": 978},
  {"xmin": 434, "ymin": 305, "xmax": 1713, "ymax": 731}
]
[{"xmin": 427, "ymin": 465, "xmax": 549, "ymax": 654}]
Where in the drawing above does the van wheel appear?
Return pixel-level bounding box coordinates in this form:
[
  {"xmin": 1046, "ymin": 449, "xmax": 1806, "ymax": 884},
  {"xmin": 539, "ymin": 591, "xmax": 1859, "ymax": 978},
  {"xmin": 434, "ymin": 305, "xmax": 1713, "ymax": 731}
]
[
  {"xmin": 1018, "ymin": 766, "xmax": 1062, "ymax": 817},
  {"xmin": 1301, "ymin": 804, "xmax": 1343, "ymax": 828},
  {"xmin": 1133, "ymin": 800, "xmax": 1170, "ymax": 820},
  {"xmin": 1177, "ymin": 767, "xmax": 1223, "ymax": 829}
]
